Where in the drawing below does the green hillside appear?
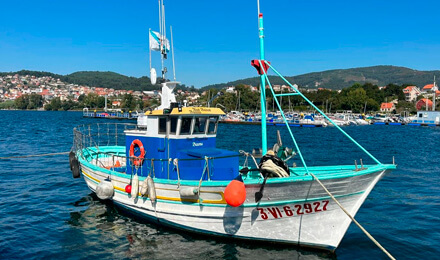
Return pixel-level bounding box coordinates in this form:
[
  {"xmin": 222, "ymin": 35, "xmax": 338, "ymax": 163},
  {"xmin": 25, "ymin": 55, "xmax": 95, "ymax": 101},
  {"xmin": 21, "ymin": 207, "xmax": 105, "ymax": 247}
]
[
  {"xmin": 64, "ymin": 71, "xmax": 155, "ymax": 91},
  {"xmin": 3, "ymin": 65, "xmax": 439, "ymax": 91},
  {"xmin": 202, "ymin": 66, "xmax": 440, "ymax": 90},
  {"xmin": 0, "ymin": 70, "xmax": 65, "ymax": 80}
]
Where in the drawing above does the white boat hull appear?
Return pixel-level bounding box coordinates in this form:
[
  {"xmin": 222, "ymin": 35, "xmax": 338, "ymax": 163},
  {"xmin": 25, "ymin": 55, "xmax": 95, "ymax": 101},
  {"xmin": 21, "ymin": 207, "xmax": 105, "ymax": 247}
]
[{"xmin": 80, "ymin": 160, "xmax": 389, "ymax": 251}]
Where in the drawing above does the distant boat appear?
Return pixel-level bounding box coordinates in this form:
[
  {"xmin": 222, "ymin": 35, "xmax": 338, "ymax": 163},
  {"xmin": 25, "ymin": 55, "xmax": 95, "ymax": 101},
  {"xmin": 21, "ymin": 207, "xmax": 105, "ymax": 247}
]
[
  {"xmin": 70, "ymin": 0, "xmax": 395, "ymax": 251},
  {"xmin": 412, "ymin": 77, "xmax": 440, "ymax": 125}
]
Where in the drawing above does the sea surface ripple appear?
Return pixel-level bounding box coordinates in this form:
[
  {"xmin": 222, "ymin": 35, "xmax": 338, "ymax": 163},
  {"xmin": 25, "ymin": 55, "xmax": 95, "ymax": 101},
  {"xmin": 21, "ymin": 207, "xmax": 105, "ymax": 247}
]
[{"xmin": 0, "ymin": 111, "xmax": 438, "ymax": 259}]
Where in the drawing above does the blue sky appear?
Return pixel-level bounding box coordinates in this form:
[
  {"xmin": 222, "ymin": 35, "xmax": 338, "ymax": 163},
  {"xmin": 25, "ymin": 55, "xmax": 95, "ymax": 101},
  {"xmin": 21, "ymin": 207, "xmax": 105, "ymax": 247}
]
[{"xmin": 1, "ymin": 0, "xmax": 440, "ymax": 88}]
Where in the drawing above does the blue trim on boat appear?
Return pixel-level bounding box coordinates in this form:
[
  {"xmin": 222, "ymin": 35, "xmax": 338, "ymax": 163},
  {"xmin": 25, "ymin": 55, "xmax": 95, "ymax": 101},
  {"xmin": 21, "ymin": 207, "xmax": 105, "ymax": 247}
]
[
  {"xmin": 78, "ymin": 153, "xmax": 395, "ymax": 187},
  {"xmin": 83, "ymin": 169, "xmax": 365, "ymax": 208}
]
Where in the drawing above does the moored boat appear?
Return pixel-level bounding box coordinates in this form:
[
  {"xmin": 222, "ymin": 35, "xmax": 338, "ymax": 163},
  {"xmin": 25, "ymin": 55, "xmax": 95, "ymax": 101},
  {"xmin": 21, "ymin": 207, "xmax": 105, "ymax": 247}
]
[{"xmin": 70, "ymin": 0, "xmax": 396, "ymax": 251}]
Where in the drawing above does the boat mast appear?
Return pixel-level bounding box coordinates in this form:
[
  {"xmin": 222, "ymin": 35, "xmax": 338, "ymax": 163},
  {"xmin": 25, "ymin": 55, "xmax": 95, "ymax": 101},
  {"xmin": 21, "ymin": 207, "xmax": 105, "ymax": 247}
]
[
  {"xmin": 159, "ymin": 0, "xmax": 167, "ymax": 80},
  {"xmin": 257, "ymin": 0, "xmax": 268, "ymax": 154},
  {"xmin": 433, "ymin": 76, "xmax": 436, "ymax": 111},
  {"xmin": 158, "ymin": 0, "xmax": 162, "ymax": 78}
]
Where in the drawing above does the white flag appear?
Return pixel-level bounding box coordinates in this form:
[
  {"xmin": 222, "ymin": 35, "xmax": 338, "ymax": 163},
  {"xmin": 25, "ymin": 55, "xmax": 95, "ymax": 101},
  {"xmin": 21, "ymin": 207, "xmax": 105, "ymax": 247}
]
[{"xmin": 149, "ymin": 30, "xmax": 170, "ymax": 53}]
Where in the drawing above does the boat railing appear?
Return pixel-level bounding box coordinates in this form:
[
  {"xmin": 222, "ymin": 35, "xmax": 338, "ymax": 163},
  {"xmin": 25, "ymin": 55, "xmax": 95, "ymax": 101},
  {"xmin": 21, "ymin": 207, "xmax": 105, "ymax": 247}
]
[
  {"xmin": 73, "ymin": 123, "xmax": 261, "ymax": 176},
  {"xmin": 73, "ymin": 123, "xmax": 138, "ymax": 155}
]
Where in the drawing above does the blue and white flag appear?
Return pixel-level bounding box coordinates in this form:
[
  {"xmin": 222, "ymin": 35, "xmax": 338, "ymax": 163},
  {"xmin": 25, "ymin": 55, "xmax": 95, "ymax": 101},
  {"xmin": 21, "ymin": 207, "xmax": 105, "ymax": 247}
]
[{"xmin": 149, "ymin": 30, "xmax": 170, "ymax": 53}]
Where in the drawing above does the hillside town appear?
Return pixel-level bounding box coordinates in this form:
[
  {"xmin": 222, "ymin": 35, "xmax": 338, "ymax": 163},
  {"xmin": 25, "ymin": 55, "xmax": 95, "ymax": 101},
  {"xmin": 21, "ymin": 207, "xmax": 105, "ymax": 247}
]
[
  {"xmin": 379, "ymin": 84, "xmax": 440, "ymax": 112},
  {"xmin": 0, "ymin": 73, "xmax": 201, "ymax": 109},
  {"xmin": 0, "ymin": 74, "xmax": 135, "ymax": 102},
  {"xmin": 0, "ymin": 73, "xmax": 439, "ymax": 113}
]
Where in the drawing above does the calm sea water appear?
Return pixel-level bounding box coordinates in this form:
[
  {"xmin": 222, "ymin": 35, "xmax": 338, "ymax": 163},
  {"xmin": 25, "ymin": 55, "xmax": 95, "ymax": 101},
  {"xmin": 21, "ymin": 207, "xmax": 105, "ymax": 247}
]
[{"xmin": 0, "ymin": 110, "xmax": 439, "ymax": 259}]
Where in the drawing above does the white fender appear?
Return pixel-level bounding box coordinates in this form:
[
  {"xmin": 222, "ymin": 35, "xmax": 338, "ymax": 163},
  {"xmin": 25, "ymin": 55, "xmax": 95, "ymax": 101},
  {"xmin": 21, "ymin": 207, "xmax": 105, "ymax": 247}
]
[
  {"xmin": 131, "ymin": 173, "xmax": 139, "ymax": 198},
  {"xmin": 147, "ymin": 176, "xmax": 156, "ymax": 202},
  {"xmin": 96, "ymin": 179, "xmax": 114, "ymax": 200},
  {"xmin": 140, "ymin": 177, "xmax": 149, "ymax": 196},
  {"xmin": 179, "ymin": 187, "xmax": 198, "ymax": 197}
]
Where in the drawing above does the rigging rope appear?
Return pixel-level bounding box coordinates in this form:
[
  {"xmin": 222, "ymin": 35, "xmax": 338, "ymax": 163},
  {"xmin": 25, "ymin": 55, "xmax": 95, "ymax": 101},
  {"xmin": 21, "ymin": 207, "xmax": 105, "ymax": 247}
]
[
  {"xmin": 0, "ymin": 151, "xmax": 70, "ymax": 160},
  {"xmin": 309, "ymin": 172, "xmax": 395, "ymax": 260}
]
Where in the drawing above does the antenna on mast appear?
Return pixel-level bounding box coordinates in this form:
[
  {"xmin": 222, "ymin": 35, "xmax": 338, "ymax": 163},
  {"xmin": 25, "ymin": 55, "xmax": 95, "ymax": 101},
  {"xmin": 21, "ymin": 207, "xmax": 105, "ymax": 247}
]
[
  {"xmin": 257, "ymin": 0, "xmax": 260, "ymax": 14},
  {"xmin": 171, "ymin": 26, "xmax": 176, "ymax": 81},
  {"xmin": 161, "ymin": 0, "xmax": 166, "ymax": 79}
]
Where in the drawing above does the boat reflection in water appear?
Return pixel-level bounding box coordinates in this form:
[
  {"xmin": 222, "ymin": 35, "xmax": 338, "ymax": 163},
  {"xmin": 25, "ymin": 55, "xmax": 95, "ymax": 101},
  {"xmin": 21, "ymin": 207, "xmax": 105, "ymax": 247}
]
[{"xmin": 67, "ymin": 194, "xmax": 334, "ymax": 259}]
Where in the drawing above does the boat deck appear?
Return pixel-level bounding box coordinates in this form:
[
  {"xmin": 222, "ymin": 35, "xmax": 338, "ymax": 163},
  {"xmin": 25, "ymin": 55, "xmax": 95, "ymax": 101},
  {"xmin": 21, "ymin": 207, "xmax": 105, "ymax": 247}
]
[{"xmin": 78, "ymin": 146, "xmax": 396, "ymax": 186}]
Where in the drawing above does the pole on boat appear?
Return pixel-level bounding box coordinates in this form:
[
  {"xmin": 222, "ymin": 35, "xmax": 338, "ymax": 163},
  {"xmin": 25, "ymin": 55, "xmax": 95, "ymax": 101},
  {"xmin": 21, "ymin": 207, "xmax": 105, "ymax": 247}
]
[
  {"xmin": 170, "ymin": 26, "xmax": 176, "ymax": 81},
  {"xmin": 257, "ymin": 0, "xmax": 268, "ymax": 154}
]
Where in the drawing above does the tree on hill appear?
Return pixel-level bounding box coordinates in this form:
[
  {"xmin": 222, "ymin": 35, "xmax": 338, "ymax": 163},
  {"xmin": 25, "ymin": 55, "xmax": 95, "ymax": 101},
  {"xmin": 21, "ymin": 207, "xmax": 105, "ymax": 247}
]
[
  {"xmin": 14, "ymin": 94, "xmax": 43, "ymax": 109},
  {"xmin": 44, "ymin": 97, "xmax": 62, "ymax": 111},
  {"xmin": 79, "ymin": 93, "xmax": 105, "ymax": 108},
  {"xmin": 120, "ymin": 94, "xmax": 143, "ymax": 111}
]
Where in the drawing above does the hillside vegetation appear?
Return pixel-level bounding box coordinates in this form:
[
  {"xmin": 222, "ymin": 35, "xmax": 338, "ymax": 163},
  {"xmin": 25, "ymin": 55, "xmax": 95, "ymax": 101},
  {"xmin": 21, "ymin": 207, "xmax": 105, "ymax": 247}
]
[
  {"xmin": 202, "ymin": 66, "xmax": 440, "ymax": 90},
  {"xmin": 2, "ymin": 65, "xmax": 439, "ymax": 91},
  {"xmin": 64, "ymin": 71, "xmax": 157, "ymax": 91}
]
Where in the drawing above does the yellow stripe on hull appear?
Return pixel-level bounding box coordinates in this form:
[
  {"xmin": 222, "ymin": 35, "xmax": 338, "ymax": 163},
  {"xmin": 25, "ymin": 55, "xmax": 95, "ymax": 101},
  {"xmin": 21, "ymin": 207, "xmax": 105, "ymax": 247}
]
[{"xmin": 82, "ymin": 170, "xmax": 226, "ymax": 205}]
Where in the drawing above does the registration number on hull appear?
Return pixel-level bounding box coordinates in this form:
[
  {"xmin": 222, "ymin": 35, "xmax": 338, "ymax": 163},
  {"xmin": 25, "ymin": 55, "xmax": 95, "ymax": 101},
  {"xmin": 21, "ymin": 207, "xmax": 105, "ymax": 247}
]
[{"xmin": 257, "ymin": 200, "xmax": 329, "ymax": 220}]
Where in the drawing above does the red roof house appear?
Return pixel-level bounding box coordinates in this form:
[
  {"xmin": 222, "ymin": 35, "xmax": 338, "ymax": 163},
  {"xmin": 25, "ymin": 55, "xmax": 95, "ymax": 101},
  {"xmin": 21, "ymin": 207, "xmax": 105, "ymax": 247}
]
[
  {"xmin": 416, "ymin": 98, "xmax": 433, "ymax": 110},
  {"xmin": 380, "ymin": 102, "xmax": 395, "ymax": 112},
  {"xmin": 402, "ymin": 86, "xmax": 421, "ymax": 102},
  {"xmin": 422, "ymin": 84, "xmax": 434, "ymax": 93}
]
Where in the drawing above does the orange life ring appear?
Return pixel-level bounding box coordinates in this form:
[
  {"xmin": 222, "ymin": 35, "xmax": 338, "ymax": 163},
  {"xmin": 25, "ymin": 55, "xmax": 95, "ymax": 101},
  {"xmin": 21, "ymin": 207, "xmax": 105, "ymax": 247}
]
[{"xmin": 129, "ymin": 139, "xmax": 145, "ymax": 166}]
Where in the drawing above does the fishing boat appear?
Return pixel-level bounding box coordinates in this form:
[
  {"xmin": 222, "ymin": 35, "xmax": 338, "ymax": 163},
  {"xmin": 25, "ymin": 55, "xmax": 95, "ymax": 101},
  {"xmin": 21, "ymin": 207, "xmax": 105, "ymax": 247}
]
[{"xmin": 70, "ymin": 0, "xmax": 396, "ymax": 251}]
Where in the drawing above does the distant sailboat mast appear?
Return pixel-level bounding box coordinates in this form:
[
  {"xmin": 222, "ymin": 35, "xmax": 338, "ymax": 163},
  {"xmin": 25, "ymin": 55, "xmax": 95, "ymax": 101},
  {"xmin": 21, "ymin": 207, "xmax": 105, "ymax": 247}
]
[
  {"xmin": 433, "ymin": 76, "xmax": 436, "ymax": 111},
  {"xmin": 170, "ymin": 26, "xmax": 176, "ymax": 81}
]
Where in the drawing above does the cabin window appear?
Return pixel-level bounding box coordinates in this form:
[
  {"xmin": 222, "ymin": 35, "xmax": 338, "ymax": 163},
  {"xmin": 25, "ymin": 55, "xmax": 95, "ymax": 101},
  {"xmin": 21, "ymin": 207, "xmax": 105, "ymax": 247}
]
[
  {"xmin": 181, "ymin": 117, "xmax": 192, "ymax": 135},
  {"xmin": 158, "ymin": 117, "xmax": 167, "ymax": 134},
  {"xmin": 208, "ymin": 116, "xmax": 218, "ymax": 134},
  {"xmin": 419, "ymin": 113, "xmax": 422, "ymax": 118},
  {"xmin": 170, "ymin": 117, "xmax": 178, "ymax": 134},
  {"xmin": 193, "ymin": 117, "xmax": 207, "ymax": 134}
]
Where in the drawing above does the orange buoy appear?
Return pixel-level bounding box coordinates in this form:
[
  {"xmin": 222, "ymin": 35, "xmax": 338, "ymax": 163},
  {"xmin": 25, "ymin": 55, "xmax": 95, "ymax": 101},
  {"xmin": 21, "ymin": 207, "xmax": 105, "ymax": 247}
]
[
  {"xmin": 224, "ymin": 180, "xmax": 246, "ymax": 207},
  {"xmin": 114, "ymin": 160, "xmax": 121, "ymax": 167},
  {"xmin": 125, "ymin": 184, "xmax": 132, "ymax": 193}
]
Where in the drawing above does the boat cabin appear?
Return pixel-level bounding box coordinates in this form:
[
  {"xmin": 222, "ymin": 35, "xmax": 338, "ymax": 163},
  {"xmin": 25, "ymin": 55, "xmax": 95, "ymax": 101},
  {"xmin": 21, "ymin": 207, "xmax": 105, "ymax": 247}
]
[{"xmin": 125, "ymin": 105, "xmax": 239, "ymax": 180}]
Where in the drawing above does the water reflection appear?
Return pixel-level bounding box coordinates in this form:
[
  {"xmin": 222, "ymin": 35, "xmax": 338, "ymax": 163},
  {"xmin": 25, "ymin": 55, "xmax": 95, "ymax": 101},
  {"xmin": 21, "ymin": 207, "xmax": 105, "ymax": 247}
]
[{"xmin": 66, "ymin": 194, "xmax": 336, "ymax": 259}]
